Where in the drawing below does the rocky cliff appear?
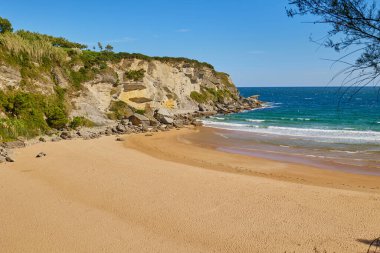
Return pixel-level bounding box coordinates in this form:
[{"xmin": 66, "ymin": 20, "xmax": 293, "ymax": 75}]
[
  {"xmin": 0, "ymin": 30, "xmax": 261, "ymax": 141},
  {"xmin": 70, "ymin": 58, "xmax": 244, "ymax": 125}
]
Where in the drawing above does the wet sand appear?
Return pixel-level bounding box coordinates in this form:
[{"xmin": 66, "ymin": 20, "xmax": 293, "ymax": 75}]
[
  {"xmin": 0, "ymin": 127, "xmax": 379, "ymax": 252},
  {"xmin": 128, "ymin": 127, "xmax": 380, "ymax": 192}
]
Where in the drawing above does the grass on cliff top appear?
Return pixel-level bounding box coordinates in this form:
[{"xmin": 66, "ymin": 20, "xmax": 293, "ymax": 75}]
[
  {"xmin": 0, "ymin": 31, "xmax": 67, "ymax": 66},
  {"xmin": 72, "ymin": 50, "xmax": 215, "ymax": 70},
  {"xmin": 0, "ymin": 29, "xmax": 218, "ymax": 92}
]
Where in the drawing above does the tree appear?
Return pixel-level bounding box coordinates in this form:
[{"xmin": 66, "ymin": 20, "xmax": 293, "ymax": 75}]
[
  {"xmin": 97, "ymin": 42, "xmax": 103, "ymax": 51},
  {"xmin": 287, "ymin": 0, "xmax": 380, "ymax": 90},
  {"xmin": 105, "ymin": 44, "xmax": 114, "ymax": 52},
  {"xmin": 0, "ymin": 17, "xmax": 13, "ymax": 33}
]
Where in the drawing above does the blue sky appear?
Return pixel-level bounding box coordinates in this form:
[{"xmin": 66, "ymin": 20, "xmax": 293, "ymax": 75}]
[{"xmin": 1, "ymin": 0, "xmax": 345, "ymax": 87}]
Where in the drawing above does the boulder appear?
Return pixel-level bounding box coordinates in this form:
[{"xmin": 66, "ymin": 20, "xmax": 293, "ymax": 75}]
[
  {"xmin": 105, "ymin": 128, "xmax": 113, "ymax": 135},
  {"xmin": 191, "ymin": 120, "xmax": 203, "ymax": 127},
  {"xmin": 36, "ymin": 152, "xmax": 47, "ymax": 158},
  {"xmin": 155, "ymin": 108, "xmax": 174, "ymax": 124},
  {"xmin": 156, "ymin": 108, "xmax": 173, "ymax": 118},
  {"xmin": 160, "ymin": 116, "xmax": 174, "ymax": 124},
  {"xmin": 5, "ymin": 156, "xmax": 15, "ymax": 162},
  {"xmin": 120, "ymin": 119, "xmax": 130, "ymax": 126},
  {"xmin": 198, "ymin": 104, "xmax": 207, "ymax": 112},
  {"xmin": 129, "ymin": 114, "xmax": 150, "ymax": 127},
  {"xmin": 116, "ymin": 124, "xmax": 127, "ymax": 133},
  {"xmin": 60, "ymin": 131, "xmax": 72, "ymax": 140},
  {"xmin": 149, "ymin": 118, "xmax": 159, "ymax": 126},
  {"xmin": 173, "ymin": 119, "xmax": 184, "ymax": 128},
  {"xmin": 158, "ymin": 125, "xmax": 167, "ymax": 131},
  {"xmin": 0, "ymin": 147, "xmax": 8, "ymax": 156},
  {"xmin": 51, "ymin": 137, "xmax": 62, "ymax": 142},
  {"xmin": 1, "ymin": 140, "xmax": 26, "ymax": 149},
  {"xmin": 77, "ymin": 130, "xmax": 94, "ymax": 139}
]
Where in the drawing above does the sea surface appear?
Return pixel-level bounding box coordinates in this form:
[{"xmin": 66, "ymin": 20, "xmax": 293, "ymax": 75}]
[{"xmin": 202, "ymin": 87, "xmax": 380, "ymax": 175}]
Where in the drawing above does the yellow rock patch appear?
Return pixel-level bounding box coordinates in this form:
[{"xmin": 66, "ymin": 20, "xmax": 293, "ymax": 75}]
[{"xmin": 164, "ymin": 99, "xmax": 175, "ymax": 109}]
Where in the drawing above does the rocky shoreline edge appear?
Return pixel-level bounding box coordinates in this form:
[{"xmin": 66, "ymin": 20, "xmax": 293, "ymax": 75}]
[{"xmin": 0, "ymin": 95, "xmax": 262, "ymax": 163}]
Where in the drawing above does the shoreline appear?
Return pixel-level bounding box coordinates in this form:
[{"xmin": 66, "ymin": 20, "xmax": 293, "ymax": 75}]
[
  {"xmin": 126, "ymin": 127, "xmax": 380, "ymax": 193},
  {"xmin": 0, "ymin": 127, "xmax": 379, "ymax": 252},
  {"xmin": 193, "ymin": 126, "xmax": 380, "ymax": 176}
]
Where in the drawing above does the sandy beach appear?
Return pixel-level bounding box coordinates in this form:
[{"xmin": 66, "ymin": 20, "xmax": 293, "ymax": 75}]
[{"xmin": 0, "ymin": 127, "xmax": 379, "ymax": 252}]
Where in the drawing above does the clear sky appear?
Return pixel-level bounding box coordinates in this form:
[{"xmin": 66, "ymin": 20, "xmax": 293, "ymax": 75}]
[{"xmin": 1, "ymin": 0, "xmax": 345, "ymax": 87}]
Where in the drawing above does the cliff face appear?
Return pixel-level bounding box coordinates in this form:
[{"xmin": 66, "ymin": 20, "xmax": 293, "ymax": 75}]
[
  {"xmin": 0, "ymin": 30, "xmax": 260, "ymax": 141},
  {"xmin": 70, "ymin": 58, "xmax": 240, "ymax": 124}
]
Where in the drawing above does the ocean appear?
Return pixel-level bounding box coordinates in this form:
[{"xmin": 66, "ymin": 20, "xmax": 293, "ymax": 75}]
[{"xmin": 202, "ymin": 87, "xmax": 380, "ymax": 175}]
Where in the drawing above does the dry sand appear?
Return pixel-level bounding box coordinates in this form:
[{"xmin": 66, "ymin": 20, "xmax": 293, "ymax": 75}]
[{"xmin": 0, "ymin": 127, "xmax": 379, "ymax": 252}]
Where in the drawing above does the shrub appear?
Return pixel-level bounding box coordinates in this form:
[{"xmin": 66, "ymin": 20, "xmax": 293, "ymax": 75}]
[
  {"xmin": 69, "ymin": 116, "xmax": 94, "ymax": 129},
  {"xmin": 216, "ymin": 72, "xmax": 234, "ymax": 88},
  {"xmin": 70, "ymin": 67, "xmax": 95, "ymax": 89},
  {"xmin": 190, "ymin": 91, "xmax": 208, "ymax": 103},
  {"xmin": 108, "ymin": 100, "xmax": 133, "ymax": 120},
  {"xmin": 0, "ymin": 90, "xmax": 69, "ymax": 140},
  {"xmin": 204, "ymin": 87, "xmax": 233, "ymax": 102},
  {"xmin": 0, "ymin": 17, "xmax": 13, "ymax": 33},
  {"xmin": 45, "ymin": 105, "xmax": 68, "ymax": 129},
  {"xmin": 124, "ymin": 69, "xmax": 145, "ymax": 81},
  {"xmin": 134, "ymin": 109, "xmax": 146, "ymax": 115}
]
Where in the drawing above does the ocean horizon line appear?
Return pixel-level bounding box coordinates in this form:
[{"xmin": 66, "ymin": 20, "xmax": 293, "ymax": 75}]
[{"xmin": 237, "ymin": 85, "xmax": 380, "ymax": 88}]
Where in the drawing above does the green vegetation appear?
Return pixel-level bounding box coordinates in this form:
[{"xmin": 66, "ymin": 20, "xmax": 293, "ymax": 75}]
[
  {"xmin": 191, "ymin": 88, "xmax": 233, "ymax": 104},
  {"xmin": 0, "ymin": 17, "xmax": 13, "ymax": 33},
  {"xmin": 216, "ymin": 72, "xmax": 234, "ymax": 88},
  {"xmin": 0, "ymin": 90, "xmax": 68, "ymax": 141},
  {"xmin": 134, "ymin": 109, "xmax": 146, "ymax": 115},
  {"xmin": 108, "ymin": 100, "xmax": 133, "ymax": 120},
  {"xmin": 16, "ymin": 30, "xmax": 87, "ymax": 49},
  {"xmin": 0, "ymin": 17, "xmax": 215, "ymax": 90},
  {"xmin": 45, "ymin": 105, "xmax": 68, "ymax": 129},
  {"xmin": 69, "ymin": 116, "xmax": 95, "ymax": 129},
  {"xmin": 124, "ymin": 69, "xmax": 145, "ymax": 81},
  {"xmin": 97, "ymin": 42, "xmax": 103, "ymax": 51},
  {"xmin": 70, "ymin": 67, "xmax": 96, "ymax": 89},
  {"xmin": 0, "ymin": 32, "xmax": 67, "ymax": 65},
  {"xmin": 105, "ymin": 44, "xmax": 113, "ymax": 52},
  {"xmin": 72, "ymin": 50, "xmax": 215, "ymax": 70},
  {"xmin": 0, "ymin": 16, "xmax": 236, "ymax": 141},
  {"xmin": 190, "ymin": 91, "xmax": 208, "ymax": 103}
]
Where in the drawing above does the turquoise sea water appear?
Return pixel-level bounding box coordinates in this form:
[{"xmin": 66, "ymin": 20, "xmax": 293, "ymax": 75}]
[{"xmin": 203, "ymin": 87, "xmax": 380, "ymax": 174}]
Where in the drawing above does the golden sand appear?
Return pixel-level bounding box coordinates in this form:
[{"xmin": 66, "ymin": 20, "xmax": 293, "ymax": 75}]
[{"xmin": 0, "ymin": 127, "xmax": 379, "ymax": 252}]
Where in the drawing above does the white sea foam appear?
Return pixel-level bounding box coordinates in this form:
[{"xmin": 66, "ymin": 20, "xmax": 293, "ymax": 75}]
[
  {"xmin": 210, "ymin": 116, "xmax": 225, "ymax": 120},
  {"xmin": 202, "ymin": 121, "xmax": 380, "ymax": 145},
  {"xmin": 245, "ymin": 119, "xmax": 265, "ymax": 123},
  {"xmin": 330, "ymin": 150, "xmax": 362, "ymax": 154}
]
